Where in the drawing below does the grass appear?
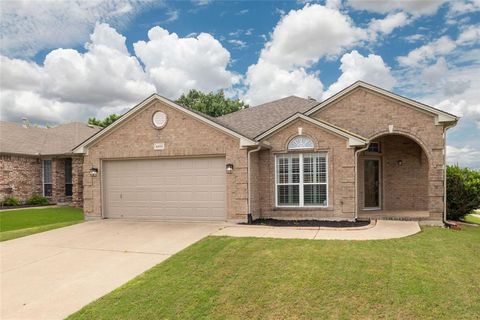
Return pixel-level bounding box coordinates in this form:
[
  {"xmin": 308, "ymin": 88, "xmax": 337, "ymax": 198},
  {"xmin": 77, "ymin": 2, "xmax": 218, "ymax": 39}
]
[
  {"xmin": 69, "ymin": 226, "xmax": 480, "ymax": 320},
  {"xmin": 464, "ymin": 213, "xmax": 480, "ymax": 225},
  {"xmin": 0, "ymin": 207, "xmax": 83, "ymax": 241}
]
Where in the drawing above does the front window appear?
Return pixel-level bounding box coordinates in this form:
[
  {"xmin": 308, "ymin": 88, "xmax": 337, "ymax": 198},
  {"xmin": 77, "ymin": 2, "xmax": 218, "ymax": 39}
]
[
  {"xmin": 276, "ymin": 153, "xmax": 327, "ymax": 207},
  {"xmin": 65, "ymin": 158, "xmax": 73, "ymax": 197},
  {"xmin": 43, "ymin": 160, "xmax": 52, "ymax": 197}
]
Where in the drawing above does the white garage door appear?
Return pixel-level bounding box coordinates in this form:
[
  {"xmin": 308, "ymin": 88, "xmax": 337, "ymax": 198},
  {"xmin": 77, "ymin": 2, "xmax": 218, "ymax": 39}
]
[{"xmin": 103, "ymin": 157, "xmax": 226, "ymax": 220}]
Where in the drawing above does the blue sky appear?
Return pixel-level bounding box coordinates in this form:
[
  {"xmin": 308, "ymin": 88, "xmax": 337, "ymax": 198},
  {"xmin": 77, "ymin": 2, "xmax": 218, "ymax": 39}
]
[{"xmin": 1, "ymin": 0, "xmax": 479, "ymax": 168}]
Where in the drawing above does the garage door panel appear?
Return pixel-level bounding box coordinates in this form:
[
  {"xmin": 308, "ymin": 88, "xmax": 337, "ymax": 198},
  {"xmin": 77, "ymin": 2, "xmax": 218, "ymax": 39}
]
[{"xmin": 104, "ymin": 157, "xmax": 226, "ymax": 220}]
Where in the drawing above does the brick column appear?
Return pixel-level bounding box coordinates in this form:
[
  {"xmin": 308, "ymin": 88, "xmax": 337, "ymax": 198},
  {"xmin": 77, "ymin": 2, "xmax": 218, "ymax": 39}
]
[{"xmin": 71, "ymin": 157, "xmax": 84, "ymax": 207}]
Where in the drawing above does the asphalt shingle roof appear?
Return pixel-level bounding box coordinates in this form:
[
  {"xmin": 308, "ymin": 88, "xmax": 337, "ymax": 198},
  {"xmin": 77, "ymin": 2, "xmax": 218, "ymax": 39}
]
[
  {"xmin": 0, "ymin": 121, "xmax": 101, "ymax": 156},
  {"xmin": 216, "ymin": 96, "xmax": 319, "ymax": 139}
]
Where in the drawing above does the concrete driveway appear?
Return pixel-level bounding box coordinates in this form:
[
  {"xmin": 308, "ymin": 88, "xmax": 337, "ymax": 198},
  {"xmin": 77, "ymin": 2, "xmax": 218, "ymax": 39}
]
[{"xmin": 0, "ymin": 220, "xmax": 222, "ymax": 320}]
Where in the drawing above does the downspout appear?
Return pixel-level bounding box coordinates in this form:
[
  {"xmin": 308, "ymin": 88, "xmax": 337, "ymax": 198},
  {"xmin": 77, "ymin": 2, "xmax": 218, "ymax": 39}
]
[
  {"xmin": 247, "ymin": 145, "xmax": 262, "ymax": 224},
  {"xmin": 443, "ymin": 121, "xmax": 458, "ymax": 226},
  {"xmin": 354, "ymin": 142, "xmax": 370, "ymax": 220}
]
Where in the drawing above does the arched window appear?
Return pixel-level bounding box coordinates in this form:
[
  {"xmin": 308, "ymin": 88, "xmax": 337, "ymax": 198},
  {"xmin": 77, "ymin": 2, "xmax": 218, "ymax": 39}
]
[{"xmin": 288, "ymin": 135, "xmax": 314, "ymax": 150}]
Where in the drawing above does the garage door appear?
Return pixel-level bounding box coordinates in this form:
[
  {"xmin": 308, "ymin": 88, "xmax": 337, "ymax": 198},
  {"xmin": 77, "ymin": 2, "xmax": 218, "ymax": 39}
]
[{"xmin": 103, "ymin": 157, "xmax": 226, "ymax": 220}]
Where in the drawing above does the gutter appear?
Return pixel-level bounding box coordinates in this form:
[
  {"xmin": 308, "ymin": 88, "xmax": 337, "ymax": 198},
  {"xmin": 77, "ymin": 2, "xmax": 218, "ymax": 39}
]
[
  {"xmin": 354, "ymin": 142, "xmax": 370, "ymax": 220},
  {"xmin": 443, "ymin": 121, "xmax": 458, "ymax": 226},
  {"xmin": 247, "ymin": 145, "xmax": 262, "ymax": 224}
]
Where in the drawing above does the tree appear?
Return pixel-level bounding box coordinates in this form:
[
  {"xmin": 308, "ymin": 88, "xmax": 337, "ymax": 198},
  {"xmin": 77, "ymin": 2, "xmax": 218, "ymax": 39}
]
[
  {"xmin": 175, "ymin": 89, "xmax": 248, "ymax": 117},
  {"xmin": 88, "ymin": 114, "xmax": 121, "ymax": 128},
  {"xmin": 446, "ymin": 165, "xmax": 480, "ymax": 220}
]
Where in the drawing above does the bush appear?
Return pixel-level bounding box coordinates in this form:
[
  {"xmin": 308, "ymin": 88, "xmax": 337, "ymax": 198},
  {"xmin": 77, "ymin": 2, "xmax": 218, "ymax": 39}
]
[
  {"xmin": 446, "ymin": 165, "xmax": 480, "ymax": 220},
  {"xmin": 2, "ymin": 196, "xmax": 20, "ymax": 206},
  {"xmin": 26, "ymin": 194, "xmax": 50, "ymax": 205}
]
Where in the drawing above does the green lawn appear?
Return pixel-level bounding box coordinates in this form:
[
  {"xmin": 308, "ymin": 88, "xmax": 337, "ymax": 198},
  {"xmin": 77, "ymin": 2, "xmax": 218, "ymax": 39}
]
[
  {"xmin": 0, "ymin": 207, "xmax": 84, "ymax": 241},
  {"xmin": 70, "ymin": 226, "xmax": 480, "ymax": 320},
  {"xmin": 464, "ymin": 213, "xmax": 480, "ymax": 225}
]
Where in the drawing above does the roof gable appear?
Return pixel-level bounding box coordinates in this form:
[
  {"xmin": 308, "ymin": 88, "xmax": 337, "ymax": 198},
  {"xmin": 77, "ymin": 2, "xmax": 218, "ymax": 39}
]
[
  {"xmin": 73, "ymin": 94, "xmax": 257, "ymax": 153},
  {"xmin": 304, "ymin": 81, "xmax": 458, "ymax": 124},
  {"xmin": 255, "ymin": 113, "xmax": 367, "ymax": 148}
]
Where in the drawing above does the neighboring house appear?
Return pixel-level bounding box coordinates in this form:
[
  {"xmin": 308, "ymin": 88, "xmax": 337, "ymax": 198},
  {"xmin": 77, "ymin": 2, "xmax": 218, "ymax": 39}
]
[
  {"xmin": 0, "ymin": 121, "xmax": 101, "ymax": 206},
  {"xmin": 72, "ymin": 81, "xmax": 458, "ymax": 225}
]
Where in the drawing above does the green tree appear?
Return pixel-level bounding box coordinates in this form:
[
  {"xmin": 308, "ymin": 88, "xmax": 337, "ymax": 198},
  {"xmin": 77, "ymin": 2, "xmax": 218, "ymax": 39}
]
[
  {"xmin": 446, "ymin": 165, "xmax": 480, "ymax": 220},
  {"xmin": 88, "ymin": 114, "xmax": 121, "ymax": 128},
  {"xmin": 175, "ymin": 89, "xmax": 248, "ymax": 117}
]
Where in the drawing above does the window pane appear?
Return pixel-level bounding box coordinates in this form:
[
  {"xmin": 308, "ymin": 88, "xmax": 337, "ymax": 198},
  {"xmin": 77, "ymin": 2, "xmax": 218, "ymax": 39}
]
[
  {"xmin": 278, "ymin": 157, "xmax": 288, "ymax": 183},
  {"xmin": 65, "ymin": 184, "xmax": 73, "ymax": 197},
  {"xmin": 277, "ymin": 185, "xmax": 299, "ymax": 206},
  {"xmin": 43, "ymin": 160, "xmax": 52, "ymax": 184},
  {"xmin": 316, "ymin": 156, "xmax": 327, "ymax": 183},
  {"xmin": 277, "ymin": 155, "xmax": 300, "ymax": 184},
  {"xmin": 291, "ymin": 156, "xmax": 300, "ymax": 183},
  {"xmin": 304, "ymin": 184, "xmax": 327, "ymax": 206},
  {"xmin": 303, "ymin": 155, "xmax": 313, "ymax": 183},
  {"xmin": 65, "ymin": 158, "xmax": 72, "ymax": 184},
  {"xmin": 44, "ymin": 184, "xmax": 52, "ymax": 197}
]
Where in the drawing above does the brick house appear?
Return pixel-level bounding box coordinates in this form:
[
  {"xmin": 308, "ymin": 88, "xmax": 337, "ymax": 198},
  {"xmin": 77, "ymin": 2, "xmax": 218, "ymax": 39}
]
[
  {"xmin": 71, "ymin": 81, "xmax": 458, "ymax": 225},
  {"xmin": 0, "ymin": 121, "xmax": 101, "ymax": 206}
]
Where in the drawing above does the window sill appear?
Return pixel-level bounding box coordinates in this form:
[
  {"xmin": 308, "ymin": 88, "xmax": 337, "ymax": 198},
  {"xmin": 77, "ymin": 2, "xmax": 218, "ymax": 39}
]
[{"xmin": 273, "ymin": 207, "xmax": 334, "ymax": 211}]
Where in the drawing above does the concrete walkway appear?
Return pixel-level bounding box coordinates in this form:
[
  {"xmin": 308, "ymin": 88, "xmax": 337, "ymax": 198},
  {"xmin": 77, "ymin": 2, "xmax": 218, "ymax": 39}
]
[
  {"xmin": 213, "ymin": 220, "xmax": 421, "ymax": 240},
  {"xmin": 0, "ymin": 220, "xmax": 222, "ymax": 320}
]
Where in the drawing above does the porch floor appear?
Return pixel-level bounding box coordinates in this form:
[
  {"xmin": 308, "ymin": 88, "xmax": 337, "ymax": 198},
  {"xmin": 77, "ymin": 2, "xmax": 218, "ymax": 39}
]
[{"xmin": 358, "ymin": 210, "xmax": 431, "ymax": 221}]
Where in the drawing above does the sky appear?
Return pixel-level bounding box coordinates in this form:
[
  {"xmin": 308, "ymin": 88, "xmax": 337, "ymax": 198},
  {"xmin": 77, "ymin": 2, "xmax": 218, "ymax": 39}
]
[{"xmin": 0, "ymin": 0, "xmax": 479, "ymax": 168}]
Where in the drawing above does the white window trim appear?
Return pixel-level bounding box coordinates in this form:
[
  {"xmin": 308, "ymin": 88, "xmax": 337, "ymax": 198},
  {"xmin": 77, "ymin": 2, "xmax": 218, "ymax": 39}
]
[{"xmin": 275, "ymin": 153, "xmax": 328, "ymax": 208}]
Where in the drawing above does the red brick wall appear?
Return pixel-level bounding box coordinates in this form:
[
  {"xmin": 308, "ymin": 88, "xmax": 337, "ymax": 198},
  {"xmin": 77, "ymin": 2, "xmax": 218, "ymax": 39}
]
[
  {"xmin": 0, "ymin": 155, "xmax": 84, "ymax": 207},
  {"xmin": 0, "ymin": 155, "xmax": 42, "ymax": 202}
]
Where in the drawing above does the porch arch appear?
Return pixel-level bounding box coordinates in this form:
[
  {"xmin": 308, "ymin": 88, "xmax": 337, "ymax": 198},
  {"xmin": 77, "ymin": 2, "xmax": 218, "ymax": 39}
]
[{"xmin": 357, "ymin": 131, "xmax": 431, "ymax": 218}]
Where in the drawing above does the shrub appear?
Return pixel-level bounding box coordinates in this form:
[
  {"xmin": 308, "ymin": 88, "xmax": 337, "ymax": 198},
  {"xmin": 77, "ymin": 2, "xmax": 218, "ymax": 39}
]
[
  {"xmin": 446, "ymin": 165, "xmax": 480, "ymax": 220},
  {"xmin": 26, "ymin": 194, "xmax": 50, "ymax": 205},
  {"xmin": 2, "ymin": 196, "xmax": 20, "ymax": 206}
]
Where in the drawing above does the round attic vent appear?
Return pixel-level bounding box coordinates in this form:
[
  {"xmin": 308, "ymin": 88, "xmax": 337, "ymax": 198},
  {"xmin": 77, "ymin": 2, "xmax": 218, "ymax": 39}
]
[{"xmin": 152, "ymin": 111, "xmax": 167, "ymax": 128}]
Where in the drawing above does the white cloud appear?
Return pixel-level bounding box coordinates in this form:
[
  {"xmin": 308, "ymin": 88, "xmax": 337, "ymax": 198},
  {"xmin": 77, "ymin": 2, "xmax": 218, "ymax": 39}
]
[
  {"xmin": 192, "ymin": 0, "xmax": 212, "ymax": 6},
  {"xmin": 260, "ymin": 4, "xmax": 367, "ymax": 69},
  {"xmin": 447, "ymin": 145, "xmax": 480, "ymax": 169},
  {"xmin": 325, "ymin": 50, "xmax": 396, "ymax": 97},
  {"xmin": 368, "ymin": 12, "xmax": 410, "ymax": 39},
  {"xmin": 448, "ymin": 0, "xmax": 480, "ymax": 16},
  {"xmin": 456, "ymin": 25, "xmax": 480, "ymax": 45},
  {"xmin": 242, "ymin": 59, "xmax": 323, "ymax": 105},
  {"xmin": 133, "ymin": 26, "xmax": 239, "ymax": 98},
  {"xmin": 347, "ymin": 0, "xmax": 446, "ymax": 15},
  {"xmin": 404, "ymin": 34, "xmax": 426, "ymax": 43},
  {"xmin": 159, "ymin": 9, "xmax": 180, "ymax": 24},
  {"xmin": 1, "ymin": 23, "xmax": 155, "ymax": 124},
  {"xmin": 0, "ymin": 0, "xmax": 151, "ymax": 58},
  {"xmin": 228, "ymin": 39, "xmax": 247, "ymax": 49},
  {"xmin": 397, "ymin": 36, "xmax": 456, "ymax": 66},
  {"xmin": 1, "ymin": 23, "xmax": 238, "ymax": 124},
  {"xmin": 243, "ymin": 3, "xmax": 367, "ymax": 104}
]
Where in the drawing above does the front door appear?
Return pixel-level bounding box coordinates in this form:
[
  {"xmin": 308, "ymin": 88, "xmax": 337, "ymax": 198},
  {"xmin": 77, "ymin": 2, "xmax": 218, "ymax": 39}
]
[{"xmin": 364, "ymin": 159, "xmax": 381, "ymax": 209}]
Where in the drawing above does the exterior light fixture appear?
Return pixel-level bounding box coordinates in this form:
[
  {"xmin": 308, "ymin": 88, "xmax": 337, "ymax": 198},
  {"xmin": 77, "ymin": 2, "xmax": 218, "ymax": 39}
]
[
  {"xmin": 397, "ymin": 160, "xmax": 403, "ymax": 166},
  {"xmin": 226, "ymin": 163, "xmax": 234, "ymax": 174},
  {"xmin": 90, "ymin": 167, "xmax": 99, "ymax": 177}
]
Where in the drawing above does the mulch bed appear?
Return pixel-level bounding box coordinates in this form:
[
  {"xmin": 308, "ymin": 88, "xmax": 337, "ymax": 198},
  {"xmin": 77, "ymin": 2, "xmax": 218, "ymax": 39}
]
[{"xmin": 245, "ymin": 218, "xmax": 371, "ymax": 228}]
